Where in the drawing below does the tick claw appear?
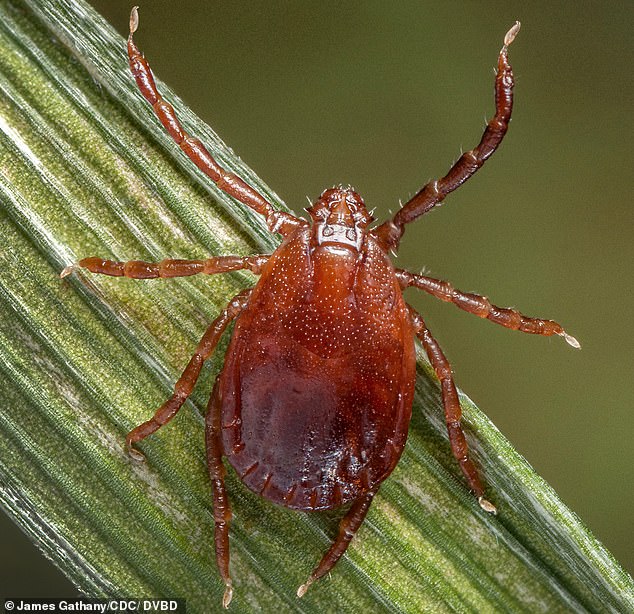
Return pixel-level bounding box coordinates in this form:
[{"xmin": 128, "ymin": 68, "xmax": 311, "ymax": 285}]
[
  {"xmin": 297, "ymin": 577, "xmax": 314, "ymax": 598},
  {"xmin": 503, "ymin": 21, "xmax": 521, "ymax": 48},
  {"xmin": 60, "ymin": 264, "xmax": 76, "ymax": 278},
  {"xmin": 560, "ymin": 331, "xmax": 581, "ymax": 349},
  {"xmin": 129, "ymin": 6, "xmax": 139, "ymax": 35},
  {"xmin": 478, "ymin": 496, "xmax": 497, "ymax": 515},
  {"xmin": 127, "ymin": 444, "xmax": 145, "ymax": 462},
  {"xmin": 222, "ymin": 583, "xmax": 233, "ymax": 609}
]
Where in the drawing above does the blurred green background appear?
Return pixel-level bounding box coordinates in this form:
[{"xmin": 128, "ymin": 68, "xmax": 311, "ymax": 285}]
[{"xmin": 2, "ymin": 0, "xmax": 632, "ymax": 595}]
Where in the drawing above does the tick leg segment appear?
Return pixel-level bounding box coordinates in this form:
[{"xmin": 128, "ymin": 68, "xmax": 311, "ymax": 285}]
[
  {"xmin": 297, "ymin": 489, "xmax": 377, "ymax": 598},
  {"xmin": 408, "ymin": 306, "xmax": 496, "ymax": 514},
  {"xmin": 62, "ymin": 254, "xmax": 269, "ymax": 279},
  {"xmin": 127, "ymin": 7, "xmax": 303, "ymax": 237},
  {"xmin": 206, "ymin": 376, "xmax": 233, "ymax": 608},
  {"xmin": 397, "ymin": 270, "xmax": 580, "ymax": 348},
  {"xmin": 126, "ymin": 288, "xmax": 252, "ymax": 461},
  {"xmin": 374, "ymin": 22, "xmax": 521, "ymax": 251}
]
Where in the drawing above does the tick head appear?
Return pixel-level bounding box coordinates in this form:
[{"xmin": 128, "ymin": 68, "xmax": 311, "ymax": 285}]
[{"xmin": 307, "ymin": 186, "xmax": 374, "ymax": 252}]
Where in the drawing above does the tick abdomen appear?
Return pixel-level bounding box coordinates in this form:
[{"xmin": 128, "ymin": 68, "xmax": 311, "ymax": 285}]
[{"xmin": 220, "ymin": 229, "xmax": 415, "ymax": 510}]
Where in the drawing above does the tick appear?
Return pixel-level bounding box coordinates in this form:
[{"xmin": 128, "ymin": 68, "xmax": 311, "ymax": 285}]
[{"xmin": 62, "ymin": 9, "xmax": 579, "ymax": 607}]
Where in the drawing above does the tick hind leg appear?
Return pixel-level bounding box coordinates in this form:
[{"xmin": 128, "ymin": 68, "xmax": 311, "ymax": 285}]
[
  {"xmin": 206, "ymin": 376, "xmax": 234, "ymax": 608},
  {"xmin": 125, "ymin": 288, "xmax": 252, "ymax": 460},
  {"xmin": 297, "ymin": 489, "xmax": 377, "ymax": 598},
  {"xmin": 408, "ymin": 306, "xmax": 496, "ymax": 514}
]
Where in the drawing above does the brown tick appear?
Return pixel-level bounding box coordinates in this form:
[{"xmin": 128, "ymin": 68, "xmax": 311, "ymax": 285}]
[{"xmin": 62, "ymin": 9, "xmax": 579, "ymax": 607}]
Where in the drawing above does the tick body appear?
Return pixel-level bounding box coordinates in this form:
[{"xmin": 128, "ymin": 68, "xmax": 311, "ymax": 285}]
[
  {"xmin": 221, "ymin": 211, "xmax": 416, "ymax": 512},
  {"xmin": 63, "ymin": 10, "xmax": 579, "ymax": 607}
]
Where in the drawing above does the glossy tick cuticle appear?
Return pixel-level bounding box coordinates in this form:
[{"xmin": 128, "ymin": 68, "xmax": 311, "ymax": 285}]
[{"xmin": 63, "ymin": 10, "xmax": 579, "ymax": 608}]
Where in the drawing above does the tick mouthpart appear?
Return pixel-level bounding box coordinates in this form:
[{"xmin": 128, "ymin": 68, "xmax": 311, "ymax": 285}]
[
  {"xmin": 319, "ymin": 185, "xmax": 362, "ymax": 204},
  {"xmin": 308, "ymin": 186, "xmax": 374, "ymax": 228}
]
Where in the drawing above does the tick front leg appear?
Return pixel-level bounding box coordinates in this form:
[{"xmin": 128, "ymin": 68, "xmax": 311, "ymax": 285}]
[
  {"xmin": 297, "ymin": 489, "xmax": 377, "ymax": 598},
  {"xmin": 408, "ymin": 306, "xmax": 496, "ymax": 514},
  {"xmin": 374, "ymin": 23, "xmax": 520, "ymax": 251},
  {"xmin": 126, "ymin": 288, "xmax": 252, "ymax": 461},
  {"xmin": 206, "ymin": 376, "xmax": 233, "ymax": 608},
  {"xmin": 398, "ymin": 270, "xmax": 580, "ymax": 348},
  {"xmin": 61, "ymin": 254, "xmax": 269, "ymax": 279},
  {"xmin": 127, "ymin": 7, "xmax": 303, "ymax": 237}
]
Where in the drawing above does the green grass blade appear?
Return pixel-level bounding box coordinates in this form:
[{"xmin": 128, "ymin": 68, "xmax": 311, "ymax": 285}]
[{"xmin": 0, "ymin": 0, "xmax": 632, "ymax": 612}]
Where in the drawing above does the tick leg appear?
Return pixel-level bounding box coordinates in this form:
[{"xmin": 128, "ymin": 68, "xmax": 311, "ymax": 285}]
[
  {"xmin": 127, "ymin": 7, "xmax": 304, "ymax": 238},
  {"xmin": 297, "ymin": 489, "xmax": 377, "ymax": 598},
  {"xmin": 125, "ymin": 288, "xmax": 252, "ymax": 461},
  {"xmin": 408, "ymin": 306, "xmax": 496, "ymax": 514},
  {"xmin": 61, "ymin": 254, "xmax": 269, "ymax": 279},
  {"xmin": 205, "ymin": 376, "xmax": 233, "ymax": 608},
  {"xmin": 374, "ymin": 23, "xmax": 520, "ymax": 251},
  {"xmin": 397, "ymin": 270, "xmax": 580, "ymax": 348}
]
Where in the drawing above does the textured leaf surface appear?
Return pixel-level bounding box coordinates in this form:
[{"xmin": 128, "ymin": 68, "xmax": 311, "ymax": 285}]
[{"xmin": 0, "ymin": 1, "xmax": 632, "ymax": 612}]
